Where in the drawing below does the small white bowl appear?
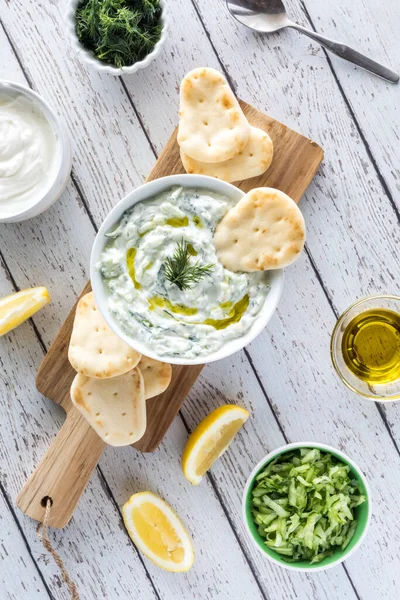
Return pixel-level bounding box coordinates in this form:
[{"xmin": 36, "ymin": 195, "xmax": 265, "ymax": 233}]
[
  {"xmin": 65, "ymin": 0, "xmax": 169, "ymax": 76},
  {"xmin": 242, "ymin": 442, "xmax": 372, "ymax": 572},
  {"xmin": 0, "ymin": 81, "xmax": 72, "ymax": 224},
  {"xmin": 90, "ymin": 174, "xmax": 284, "ymax": 365}
]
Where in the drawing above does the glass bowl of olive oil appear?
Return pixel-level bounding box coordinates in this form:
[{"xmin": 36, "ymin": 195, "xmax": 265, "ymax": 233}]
[{"xmin": 331, "ymin": 295, "xmax": 400, "ymax": 401}]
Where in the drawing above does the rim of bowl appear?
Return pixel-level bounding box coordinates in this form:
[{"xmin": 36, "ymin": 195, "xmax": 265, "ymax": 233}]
[
  {"xmin": 242, "ymin": 442, "xmax": 372, "ymax": 572},
  {"xmin": 90, "ymin": 174, "xmax": 284, "ymax": 366},
  {"xmin": 0, "ymin": 80, "xmax": 71, "ymax": 223},
  {"xmin": 330, "ymin": 294, "xmax": 400, "ymax": 402},
  {"xmin": 65, "ymin": 0, "xmax": 169, "ymax": 76}
]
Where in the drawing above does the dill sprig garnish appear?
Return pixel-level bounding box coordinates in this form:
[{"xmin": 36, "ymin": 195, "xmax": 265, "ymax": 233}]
[
  {"xmin": 75, "ymin": 0, "xmax": 163, "ymax": 68},
  {"xmin": 163, "ymin": 239, "xmax": 215, "ymax": 291}
]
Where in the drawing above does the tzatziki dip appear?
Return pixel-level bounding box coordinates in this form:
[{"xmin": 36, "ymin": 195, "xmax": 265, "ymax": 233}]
[{"xmin": 98, "ymin": 186, "xmax": 271, "ymax": 360}]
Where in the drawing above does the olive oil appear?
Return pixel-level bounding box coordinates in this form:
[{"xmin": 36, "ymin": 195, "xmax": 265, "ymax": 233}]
[
  {"xmin": 341, "ymin": 308, "xmax": 400, "ymax": 384},
  {"xmin": 202, "ymin": 294, "xmax": 249, "ymax": 330},
  {"xmin": 220, "ymin": 301, "xmax": 233, "ymax": 314},
  {"xmin": 193, "ymin": 216, "xmax": 203, "ymax": 228},
  {"xmin": 187, "ymin": 243, "xmax": 197, "ymax": 256},
  {"xmin": 165, "ymin": 216, "xmax": 189, "ymax": 227},
  {"xmin": 126, "ymin": 248, "xmax": 141, "ymax": 290},
  {"xmin": 148, "ymin": 296, "xmax": 198, "ymax": 316}
]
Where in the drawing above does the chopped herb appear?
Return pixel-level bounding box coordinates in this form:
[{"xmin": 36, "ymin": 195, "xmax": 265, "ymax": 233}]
[
  {"xmin": 251, "ymin": 448, "xmax": 366, "ymax": 564},
  {"xmin": 163, "ymin": 238, "xmax": 215, "ymax": 291},
  {"xmin": 75, "ymin": 0, "xmax": 163, "ymax": 68}
]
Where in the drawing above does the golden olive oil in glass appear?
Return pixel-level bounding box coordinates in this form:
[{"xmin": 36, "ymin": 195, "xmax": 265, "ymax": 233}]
[{"xmin": 341, "ymin": 308, "xmax": 400, "ymax": 384}]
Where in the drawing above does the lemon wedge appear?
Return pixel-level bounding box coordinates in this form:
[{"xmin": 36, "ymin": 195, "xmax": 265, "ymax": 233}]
[
  {"xmin": 182, "ymin": 405, "xmax": 250, "ymax": 485},
  {"xmin": 0, "ymin": 287, "xmax": 50, "ymax": 337},
  {"xmin": 122, "ymin": 491, "xmax": 194, "ymax": 572}
]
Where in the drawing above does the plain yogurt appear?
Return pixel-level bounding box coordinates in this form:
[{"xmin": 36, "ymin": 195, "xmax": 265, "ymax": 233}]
[{"xmin": 0, "ymin": 89, "xmax": 60, "ymax": 217}]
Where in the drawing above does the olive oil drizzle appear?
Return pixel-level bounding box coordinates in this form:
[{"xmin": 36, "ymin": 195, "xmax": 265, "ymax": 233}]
[
  {"xmin": 126, "ymin": 248, "xmax": 141, "ymax": 290},
  {"xmin": 165, "ymin": 216, "xmax": 189, "ymax": 227},
  {"xmin": 146, "ymin": 295, "xmax": 249, "ymax": 329},
  {"xmin": 187, "ymin": 243, "xmax": 197, "ymax": 256},
  {"xmin": 202, "ymin": 295, "xmax": 250, "ymax": 330},
  {"xmin": 193, "ymin": 215, "xmax": 203, "ymax": 228},
  {"xmin": 148, "ymin": 296, "xmax": 198, "ymax": 316}
]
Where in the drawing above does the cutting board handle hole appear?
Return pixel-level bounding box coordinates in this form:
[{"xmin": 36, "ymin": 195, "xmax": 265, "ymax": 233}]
[{"xmin": 41, "ymin": 495, "xmax": 53, "ymax": 508}]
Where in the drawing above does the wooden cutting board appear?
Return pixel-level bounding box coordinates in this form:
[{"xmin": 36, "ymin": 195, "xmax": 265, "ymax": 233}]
[{"xmin": 17, "ymin": 101, "xmax": 323, "ymax": 528}]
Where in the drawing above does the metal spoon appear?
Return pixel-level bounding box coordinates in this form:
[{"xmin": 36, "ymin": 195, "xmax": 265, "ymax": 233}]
[{"xmin": 226, "ymin": 0, "xmax": 399, "ymax": 83}]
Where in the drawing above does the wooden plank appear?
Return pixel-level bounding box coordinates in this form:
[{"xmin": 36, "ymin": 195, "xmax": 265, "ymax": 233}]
[
  {"xmin": 301, "ymin": 0, "xmax": 400, "ymax": 202},
  {"xmin": 0, "ymin": 493, "xmax": 51, "ymax": 600}
]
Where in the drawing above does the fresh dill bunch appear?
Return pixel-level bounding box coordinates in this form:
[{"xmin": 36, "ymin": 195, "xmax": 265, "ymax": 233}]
[
  {"xmin": 163, "ymin": 239, "xmax": 215, "ymax": 291},
  {"xmin": 75, "ymin": 0, "xmax": 163, "ymax": 68}
]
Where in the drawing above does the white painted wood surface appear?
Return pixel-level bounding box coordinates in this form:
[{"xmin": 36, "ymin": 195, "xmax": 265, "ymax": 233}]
[{"xmin": 0, "ymin": 0, "xmax": 399, "ymax": 598}]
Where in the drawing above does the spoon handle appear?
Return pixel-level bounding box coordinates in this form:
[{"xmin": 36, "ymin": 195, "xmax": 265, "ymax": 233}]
[{"xmin": 289, "ymin": 23, "xmax": 399, "ymax": 83}]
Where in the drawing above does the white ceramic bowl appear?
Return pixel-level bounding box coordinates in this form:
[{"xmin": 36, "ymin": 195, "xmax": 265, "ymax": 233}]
[
  {"xmin": 0, "ymin": 81, "xmax": 71, "ymax": 224},
  {"xmin": 91, "ymin": 174, "xmax": 284, "ymax": 365},
  {"xmin": 65, "ymin": 0, "xmax": 168, "ymax": 76},
  {"xmin": 242, "ymin": 442, "xmax": 372, "ymax": 572}
]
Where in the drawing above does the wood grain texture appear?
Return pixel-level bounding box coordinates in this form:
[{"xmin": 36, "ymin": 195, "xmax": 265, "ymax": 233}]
[
  {"xmin": 297, "ymin": 0, "xmax": 400, "ymax": 203},
  {"xmin": 1, "ymin": 0, "xmax": 400, "ymax": 598},
  {"xmin": 0, "ymin": 492, "xmax": 51, "ymax": 600}
]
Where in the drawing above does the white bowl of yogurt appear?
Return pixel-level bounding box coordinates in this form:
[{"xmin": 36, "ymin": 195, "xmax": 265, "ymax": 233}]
[
  {"xmin": 0, "ymin": 81, "xmax": 72, "ymax": 223},
  {"xmin": 91, "ymin": 175, "xmax": 284, "ymax": 365}
]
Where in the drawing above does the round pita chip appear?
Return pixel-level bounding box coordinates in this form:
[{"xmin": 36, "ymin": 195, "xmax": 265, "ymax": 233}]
[
  {"xmin": 214, "ymin": 187, "xmax": 306, "ymax": 272},
  {"xmin": 177, "ymin": 67, "xmax": 250, "ymax": 163},
  {"xmin": 70, "ymin": 368, "xmax": 146, "ymax": 446},
  {"xmin": 68, "ymin": 292, "xmax": 141, "ymax": 379},
  {"xmin": 138, "ymin": 356, "xmax": 172, "ymax": 399},
  {"xmin": 180, "ymin": 126, "xmax": 273, "ymax": 183}
]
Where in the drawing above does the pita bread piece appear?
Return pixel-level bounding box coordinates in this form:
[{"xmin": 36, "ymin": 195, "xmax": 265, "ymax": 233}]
[
  {"xmin": 138, "ymin": 356, "xmax": 172, "ymax": 399},
  {"xmin": 177, "ymin": 67, "xmax": 250, "ymax": 163},
  {"xmin": 181, "ymin": 126, "xmax": 273, "ymax": 183},
  {"xmin": 68, "ymin": 292, "xmax": 141, "ymax": 379},
  {"xmin": 71, "ymin": 368, "xmax": 146, "ymax": 446},
  {"xmin": 214, "ymin": 187, "xmax": 306, "ymax": 272}
]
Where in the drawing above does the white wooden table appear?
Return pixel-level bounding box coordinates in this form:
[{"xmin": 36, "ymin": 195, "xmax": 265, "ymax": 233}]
[{"xmin": 1, "ymin": 0, "xmax": 400, "ymax": 598}]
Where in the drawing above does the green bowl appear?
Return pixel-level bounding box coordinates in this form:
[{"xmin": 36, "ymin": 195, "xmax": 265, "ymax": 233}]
[{"xmin": 242, "ymin": 442, "xmax": 371, "ymax": 572}]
